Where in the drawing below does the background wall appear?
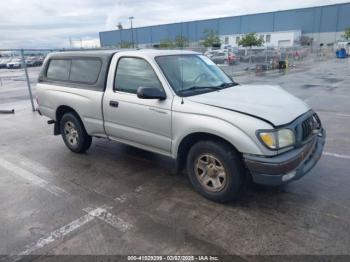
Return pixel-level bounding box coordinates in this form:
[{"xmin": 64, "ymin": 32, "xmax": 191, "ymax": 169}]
[{"xmin": 99, "ymin": 3, "xmax": 350, "ymax": 47}]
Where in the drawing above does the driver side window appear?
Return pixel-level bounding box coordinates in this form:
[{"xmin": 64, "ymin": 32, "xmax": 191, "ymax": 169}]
[{"xmin": 114, "ymin": 57, "xmax": 162, "ymax": 94}]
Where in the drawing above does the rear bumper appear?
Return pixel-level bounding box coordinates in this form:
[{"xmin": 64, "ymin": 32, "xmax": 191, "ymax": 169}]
[{"xmin": 244, "ymin": 128, "xmax": 326, "ymax": 186}]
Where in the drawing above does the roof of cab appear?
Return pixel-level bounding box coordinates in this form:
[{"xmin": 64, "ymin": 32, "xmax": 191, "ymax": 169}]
[
  {"xmin": 46, "ymin": 49, "xmax": 198, "ymax": 60},
  {"xmin": 47, "ymin": 49, "xmax": 119, "ymax": 60}
]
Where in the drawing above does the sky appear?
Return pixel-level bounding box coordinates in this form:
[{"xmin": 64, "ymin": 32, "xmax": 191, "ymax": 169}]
[{"xmin": 0, "ymin": 0, "xmax": 348, "ymax": 49}]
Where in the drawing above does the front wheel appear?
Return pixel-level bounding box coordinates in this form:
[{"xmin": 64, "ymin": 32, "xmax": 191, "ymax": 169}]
[
  {"xmin": 187, "ymin": 141, "xmax": 245, "ymax": 203},
  {"xmin": 60, "ymin": 112, "xmax": 92, "ymax": 153}
]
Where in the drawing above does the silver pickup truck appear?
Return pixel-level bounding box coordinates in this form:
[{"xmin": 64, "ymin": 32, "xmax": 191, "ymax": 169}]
[{"xmin": 36, "ymin": 49, "xmax": 326, "ymax": 202}]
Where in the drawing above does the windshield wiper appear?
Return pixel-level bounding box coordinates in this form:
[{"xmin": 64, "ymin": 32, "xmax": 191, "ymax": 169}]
[
  {"xmin": 179, "ymin": 86, "xmax": 222, "ymax": 93},
  {"xmin": 217, "ymin": 82, "xmax": 239, "ymax": 88},
  {"xmin": 179, "ymin": 82, "xmax": 238, "ymax": 94}
]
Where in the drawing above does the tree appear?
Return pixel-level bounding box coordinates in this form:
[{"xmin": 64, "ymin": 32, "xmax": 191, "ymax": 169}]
[
  {"xmin": 238, "ymin": 32, "xmax": 264, "ymax": 48},
  {"xmin": 238, "ymin": 33, "xmax": 264, "ymax": 65},
  {"xmin": 343, "ymin": 27, "xmax": 350, "ymax": 40},
  {"xmin": 117, "ymin": 22, "xmax": 123, "ymax": 30},
  {"xmin": 174, "ymin": 35, "xmax": 189, "ymax": 48},
  {"xmin": 201, "ymin": 29, "xmax": 221, "ymax": 48},
  {"xmin": 159, "ymin": 38, "xmax": 175, "ymax": 49}
]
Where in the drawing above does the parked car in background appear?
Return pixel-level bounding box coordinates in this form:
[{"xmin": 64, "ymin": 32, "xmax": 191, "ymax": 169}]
[
  {"xmin": 35, "ymin": 57, "xmax": 44, "ymax": 67},
  {"xmin": 6, "ymin": 58, "xmax": 22, "ymax": 69},
  {"xmin": 0, "ymin": 59, "xmax": 6, "ymax": 69},
  {"xmin": 26, "ymin": 57, "xmax": 43, "ymax": 67},
  {"xmin": 204, "ymin": 50, "xmax": 217, "ymax": 59},
  {"xmin": 26, "ymin": 57, "xmax": 36, "ymax": 67},
  {"xmin": 0, "ymin": 58, "xmax": 12, "ymax": 69},
  {"xmin": 210, "ymin": 50, "xmax": 235, "ymax": 65}
]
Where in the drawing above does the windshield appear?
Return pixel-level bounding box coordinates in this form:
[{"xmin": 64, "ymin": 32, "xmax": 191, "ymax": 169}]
[{"xmin": 155, "ymin": 54, "xmax": 236, "ymax": 97}]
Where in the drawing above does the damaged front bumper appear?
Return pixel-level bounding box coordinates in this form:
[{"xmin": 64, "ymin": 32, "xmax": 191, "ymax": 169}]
[{"xmin": 244, "ymin": 128, "xmax": 326, "ymax": 186}]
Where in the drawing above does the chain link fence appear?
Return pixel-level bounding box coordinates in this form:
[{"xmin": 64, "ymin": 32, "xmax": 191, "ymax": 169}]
[
  {"xmin": 0, "ymin": 44, "xmax": 342, "ymax": 113},
  {"xmin": 0, "ymin": 48, "xmax": 101, "ymax": 113},
  {"xmin": 134, "ymin": 43, "xmax": 339, "ymax": 74},
  {"xmin": 0, "ymin": 49, "xmax": 50, "ymax": 113}
]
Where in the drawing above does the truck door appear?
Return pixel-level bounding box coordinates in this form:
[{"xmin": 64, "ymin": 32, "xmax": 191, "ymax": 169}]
[{"xmin": 103, "ymin": 55, "xmax": 172, "ymax": 155}]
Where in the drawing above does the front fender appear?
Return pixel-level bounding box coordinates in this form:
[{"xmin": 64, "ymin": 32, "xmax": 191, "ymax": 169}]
[{"xmin": 171, "ymin": 111, "xmax": 266, "ymax": 158}]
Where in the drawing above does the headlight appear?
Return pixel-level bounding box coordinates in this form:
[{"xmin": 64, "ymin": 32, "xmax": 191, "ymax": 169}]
[
  {"xmin": 258, "ymin": 129, "xmax": 295, "ymax": 149},
  {"xmin": 277, "ymin": 129, "xmax": 295, "ymax": 148}
]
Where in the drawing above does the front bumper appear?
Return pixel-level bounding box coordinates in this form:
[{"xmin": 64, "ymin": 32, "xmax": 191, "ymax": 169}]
[{"xmin": 244, "ymin": 128, "xmax": 326, "ymax": 186}]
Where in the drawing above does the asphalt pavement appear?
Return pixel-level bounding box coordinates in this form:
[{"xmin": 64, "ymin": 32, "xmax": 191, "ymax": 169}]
[{"xmin": 0, "ymin": 58, "xmax": 349, "ymax": 258}]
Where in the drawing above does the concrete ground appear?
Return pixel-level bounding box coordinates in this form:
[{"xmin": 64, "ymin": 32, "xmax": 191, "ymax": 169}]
[{"xmin": 0, "ymin": 58, "xmax": 350, "ymax": 259}]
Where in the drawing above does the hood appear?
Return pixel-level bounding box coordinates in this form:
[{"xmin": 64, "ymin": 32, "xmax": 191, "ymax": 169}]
[{"xmin": 187, "ymin": 85, "xmax": 310, "ymax": 126}]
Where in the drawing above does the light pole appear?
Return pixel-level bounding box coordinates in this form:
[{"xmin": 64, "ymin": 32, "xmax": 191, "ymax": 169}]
[{"xmin": 129, "ymin": 16, "xmax": 134, "ymax": 48}]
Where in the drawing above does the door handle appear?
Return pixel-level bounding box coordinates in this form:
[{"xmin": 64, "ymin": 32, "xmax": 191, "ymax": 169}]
[{"xmin": 109, "ymin": 100, "xmax": 119, "ymax": 108}]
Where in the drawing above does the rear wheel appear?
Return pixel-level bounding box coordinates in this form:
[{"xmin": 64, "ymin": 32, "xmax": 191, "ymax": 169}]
[
  {"xmin": 187, "ymin": 140, "xmax": 244, "ymax": 203},
  {"xmin": 60, "ymin": 112, "xmax": 92, "ymax": 153}
]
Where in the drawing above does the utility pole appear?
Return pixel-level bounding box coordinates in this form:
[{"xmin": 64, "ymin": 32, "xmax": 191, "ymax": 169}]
[{"xmin": 129, "ymin": 16, "xmax": 134, "ymax": 48}]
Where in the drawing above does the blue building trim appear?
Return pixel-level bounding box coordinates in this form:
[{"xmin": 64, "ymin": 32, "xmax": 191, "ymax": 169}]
[{"xmin": 100, "ymin": 3, "xmax": 350, "ymax": 47}]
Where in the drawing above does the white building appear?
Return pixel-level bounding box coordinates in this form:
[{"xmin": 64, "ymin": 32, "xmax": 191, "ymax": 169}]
[{"xmin": 221, "ymin": 30, "xmax": 302, "ymax": 48}]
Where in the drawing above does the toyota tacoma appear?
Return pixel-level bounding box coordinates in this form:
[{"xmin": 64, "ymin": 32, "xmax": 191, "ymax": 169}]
[{"xmin": 36, "ymin": 50, "xmax": 326, "ymax": 202}]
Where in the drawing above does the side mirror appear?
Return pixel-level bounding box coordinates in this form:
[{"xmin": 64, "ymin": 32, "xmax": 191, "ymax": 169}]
[{"xmin": 137, "ymin": 86, "xmax": 166, "ymax": 100}]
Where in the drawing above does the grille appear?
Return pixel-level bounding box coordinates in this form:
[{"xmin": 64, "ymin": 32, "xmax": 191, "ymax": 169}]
[{"xmin": 301, "ymin": 113, "xmax": 321, "ymax": 141}]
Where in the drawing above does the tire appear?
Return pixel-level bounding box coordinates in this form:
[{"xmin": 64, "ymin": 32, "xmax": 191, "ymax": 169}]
[
  {"xmin": 60, "ymin": 112, "xmax": 92, "ymax": 153},
  {"xmin": 186, "ymin": 140, "xmax": 245, "ymax": 203}
]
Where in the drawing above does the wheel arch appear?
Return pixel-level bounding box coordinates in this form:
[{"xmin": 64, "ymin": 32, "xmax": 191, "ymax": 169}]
[
  {"xmin": 54, "ymin": 105, "xmax": 84, "ymax": 135},
  {"xmin": 175, "ymin": 132, "xmax": 242, "ymax": 174}
]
